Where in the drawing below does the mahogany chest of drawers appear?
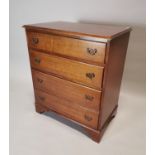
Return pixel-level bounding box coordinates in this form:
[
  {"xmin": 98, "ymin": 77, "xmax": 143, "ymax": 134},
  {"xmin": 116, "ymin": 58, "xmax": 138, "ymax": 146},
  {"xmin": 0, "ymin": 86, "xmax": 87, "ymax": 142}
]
[{"xmin": 23, "ymin": 21, "xmax": 131, "ymax": 142}]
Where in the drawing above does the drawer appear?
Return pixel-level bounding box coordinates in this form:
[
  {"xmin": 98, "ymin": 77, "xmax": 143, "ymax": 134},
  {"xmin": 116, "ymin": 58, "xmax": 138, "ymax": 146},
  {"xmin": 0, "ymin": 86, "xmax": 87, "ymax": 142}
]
[
  {"xmin": 32, "ymin": 70, "xmax": 101, "ymax": 111},
  {"xmin": 53, "ymin": 36, "xmax": 106, "ymax": 65},
  {"xmin": 35, "ymin": 90, "xmax": 99, "ymax": 129},
  {"xmin": 27, "ymin": 31, "xmax": 53, "ymax": 51},
  {"xmin": 26, "ymin": 31, "xmax": 106, "ymax": 65},
  {"xmin": 30, "ymin": 50, "xmax": 103, "ymax": 89}
]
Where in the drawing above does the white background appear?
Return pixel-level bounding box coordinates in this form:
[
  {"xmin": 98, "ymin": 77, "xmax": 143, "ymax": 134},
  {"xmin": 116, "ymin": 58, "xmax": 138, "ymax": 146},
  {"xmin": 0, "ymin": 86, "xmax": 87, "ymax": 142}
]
[{"xmin": 9, "ymin": 0, "xmax": 146, "ymax": 155}]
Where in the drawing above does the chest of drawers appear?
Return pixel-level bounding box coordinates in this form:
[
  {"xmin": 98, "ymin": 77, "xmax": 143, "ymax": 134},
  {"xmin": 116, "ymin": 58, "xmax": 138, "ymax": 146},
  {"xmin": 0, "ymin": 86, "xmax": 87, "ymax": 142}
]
[{"xmin": 23, "ymin": 21, "xmax": 131, "ymax": 142}]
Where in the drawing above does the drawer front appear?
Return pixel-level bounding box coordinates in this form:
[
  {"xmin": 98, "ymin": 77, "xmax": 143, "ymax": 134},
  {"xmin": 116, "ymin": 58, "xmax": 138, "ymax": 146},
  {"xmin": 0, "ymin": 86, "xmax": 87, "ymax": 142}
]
[
  {"xmin": 35, "ymin": 90, "xmax": 99, "ymax": 129},
  {"xmin": 32, "ymin": 70, "xmax": 101, "ymax": 111},
  {"xmin": 27, "ymin": 31, "xmax": 53, "ymax": 51},
  {"xmin": 53, "ymin": 36, "xmax": 106, "ymax": 65},
  {"xmin": 30, "ymin": 50, "xmax": 103, "ymax": 89}
]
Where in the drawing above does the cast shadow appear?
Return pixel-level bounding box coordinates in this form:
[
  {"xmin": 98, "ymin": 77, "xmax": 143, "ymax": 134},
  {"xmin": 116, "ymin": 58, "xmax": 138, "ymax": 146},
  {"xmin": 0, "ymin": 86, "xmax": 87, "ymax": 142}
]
[{"xmin": 44, "ymin": 111, "xmax": 89, "ymax": 136}]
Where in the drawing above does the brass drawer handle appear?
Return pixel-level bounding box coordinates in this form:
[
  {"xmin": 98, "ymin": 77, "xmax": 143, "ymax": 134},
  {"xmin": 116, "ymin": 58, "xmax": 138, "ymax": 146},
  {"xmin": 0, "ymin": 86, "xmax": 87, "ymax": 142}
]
[
  {"xmin": 85, "ymin": 95, "xmax": 94, "ymax": 101},
  {"xmin": 32, "ymin": 37, "xmax": 39, "ymax": 44},
  {"xmin": 87, "ymin": 48, "xmax": 97, "ymax": 55},
  {"xmin": 37, "ymin": 78, "xmax": 43, "ymax": 83},
  {"xmin": 84, "ymin": 115, "xmax": 93, "ymax": 121},
  {"xmin": 34, "ymin": 57, "xmax": 41, "ymax": 64},
  {"xmin": 38, "ymin": 96, "xmax": 45, "ymax": 101},
  {"xmin": 86, "ymin": 73, "xmax": 95, "ymax": 80}
]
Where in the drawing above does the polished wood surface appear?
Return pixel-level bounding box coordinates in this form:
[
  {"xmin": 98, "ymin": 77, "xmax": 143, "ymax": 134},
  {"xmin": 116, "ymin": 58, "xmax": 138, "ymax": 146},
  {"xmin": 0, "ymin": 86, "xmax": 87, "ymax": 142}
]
[
  {"xmin": 27, "ymin": 31, "xmax": 53, "ymax": 51},
  {"xmin": 24, "ymin": 21, "xmax": 131, "ymax": 142},
  {"xmin": 35, "ymin": 90, "xmax": 99, "ymax": 129},
  {"xmin": 32, "ymin": 70, "xmax": 101, "ymax": 111},
  {"xmin": 30, "ymin": 50, "xmax": 103, "ymax": 89},
  {"xmin": 53, "ymin": 36, "xmax": 106, "ymax": 65},
  {"xmin": 98, "ymin": 32, "xmax": 130, "ymax": 129},
  {"xmin": 85, "ymin": 105, "xmax": 117, "ymax": 142},
  {"xmin": 24, "ymin": 21, "xmax": 131, "ymax": 40},
  {"xmin": 27, "ymin": 31, "xmax": 106, "ymax": 65}
]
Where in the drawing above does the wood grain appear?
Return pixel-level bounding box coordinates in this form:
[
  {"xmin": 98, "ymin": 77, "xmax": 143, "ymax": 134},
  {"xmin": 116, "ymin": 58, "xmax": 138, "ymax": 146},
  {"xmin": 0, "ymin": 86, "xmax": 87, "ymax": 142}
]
[
  {"xmin": 32, "ymin": 69, "xmax": 101, "ymax": 111},
  {"xmin": 29, "ymin": 50, "xmax": 103, "ymax": 89},
  {"xmin": 23, "ymin": 21, "xmax": 131, "ymax": 142},
  {"xmin": 27, "ymin": 31, "xmax": 53, "ymax": 51},
  {"xmin": 27, "ymin": 31, "xmax": 106, "ymax": 65},
  {"xmin": 35, "ymin": 90, "xmax": 99, "ymax": 129},
  {"xmin": 98, "ymin": 32, "xmax": 130, "ymax": 129},
  {"xmin": 53, "ymin": 36, "xmax": 106, "ymax": 65},
  {"xmin": 24, "ymin": 21, "xmax": 131, "ymax": 40}
]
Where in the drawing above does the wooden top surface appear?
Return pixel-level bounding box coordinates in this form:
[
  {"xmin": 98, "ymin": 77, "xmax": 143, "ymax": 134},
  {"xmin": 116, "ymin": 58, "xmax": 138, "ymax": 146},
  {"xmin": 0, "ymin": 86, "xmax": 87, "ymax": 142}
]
[{"xmin": 24, "ymin": 21, "xmax": 131, "ymax": 40}]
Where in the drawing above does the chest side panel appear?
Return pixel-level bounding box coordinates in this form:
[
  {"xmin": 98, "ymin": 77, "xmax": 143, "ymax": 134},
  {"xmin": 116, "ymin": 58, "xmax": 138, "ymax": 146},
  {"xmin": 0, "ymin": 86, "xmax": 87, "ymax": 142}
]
[{"xmin": 98, "ymin": 32, "xmax": 130, "ymax": 129}]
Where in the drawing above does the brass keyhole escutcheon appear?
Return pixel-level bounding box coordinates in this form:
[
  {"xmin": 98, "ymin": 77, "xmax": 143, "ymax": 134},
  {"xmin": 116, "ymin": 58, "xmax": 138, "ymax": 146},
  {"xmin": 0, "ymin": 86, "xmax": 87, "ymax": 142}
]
[
  {"xmin": 87, "ymin": 48, "xmax": 97, "ymax": 55},
  {"xmin": 86, "ymin": 73, "xmax": 95, "ymax": 80},
  {"xmin": 32, "ymin": 37, "xmax": 39, "ymax": 44}
]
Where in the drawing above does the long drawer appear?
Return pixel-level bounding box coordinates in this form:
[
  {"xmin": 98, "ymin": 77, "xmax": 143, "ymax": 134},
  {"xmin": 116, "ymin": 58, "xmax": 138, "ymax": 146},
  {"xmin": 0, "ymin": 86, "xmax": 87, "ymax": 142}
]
[
  {"xmin": 32, "ymin": 70, "xmax": 101, "ymax": 111},
  {"xmin": 35, "ymin": 90, "xmax": 99, "ymax": 129},
  {"xmin": 29, "ymin": 50, "xmax": 103, "ymax": 89},
  {"xmin": 27, "ymin": 31, "xmax": 106, "ymax": 65}
]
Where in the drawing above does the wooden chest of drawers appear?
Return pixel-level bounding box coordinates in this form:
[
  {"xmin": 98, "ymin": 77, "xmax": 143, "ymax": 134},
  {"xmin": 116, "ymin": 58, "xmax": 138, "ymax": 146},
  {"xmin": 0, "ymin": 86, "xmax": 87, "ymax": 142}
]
[{"xmin": 23, "ymin": 21, "xmax": 131, "ymax": 142}]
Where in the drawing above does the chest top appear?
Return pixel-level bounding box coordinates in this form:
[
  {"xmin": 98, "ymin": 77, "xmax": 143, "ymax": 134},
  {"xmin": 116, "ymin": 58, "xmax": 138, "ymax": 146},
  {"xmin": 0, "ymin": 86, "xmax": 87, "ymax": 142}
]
[{"xmin": 23, "ymin": 21, "xmax": 131, "ymax": 42}]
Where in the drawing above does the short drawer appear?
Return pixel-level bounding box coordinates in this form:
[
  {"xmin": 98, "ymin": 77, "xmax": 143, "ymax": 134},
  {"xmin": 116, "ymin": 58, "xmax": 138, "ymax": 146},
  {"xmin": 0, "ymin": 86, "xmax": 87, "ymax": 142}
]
[
  {"xmin": 30, "ymin": 50, "xmax": 103, "ymax": 89},
  {"xmin": 53, "ymin": 36, "xmax": 106, "ymax": 65},
  {"xmin": 27, "ymin": 31, "xmax": 53, "ymax": 51},
  {"xmin": 35, "ymin": 90, "xmax": 99, "ymax": 129},
  {"xmin": 32, "ymin": 70, "xmax": 101, "ymax": 111}
]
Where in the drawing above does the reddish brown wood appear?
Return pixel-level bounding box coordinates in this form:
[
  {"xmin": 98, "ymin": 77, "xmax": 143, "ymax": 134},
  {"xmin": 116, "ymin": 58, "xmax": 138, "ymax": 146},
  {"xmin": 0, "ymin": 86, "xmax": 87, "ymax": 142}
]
[
  {"xmin": 53, "ymin": 35, "xmax": 106, "ymax": 65},
  {"xmin": 24, "ymin": 21, "xmax": 131, "ymax": 143},
  {"xmin": 23, "ymin": 21, "xmax": 131, "ymax": 40},
  {"xmin": 35, "ymin": 102, "xmax": 49, "ymax": 113},
  {"xmin": 32, "ymin": 69, "xmax": 101, "ymax": 111},
  {"xmin": 29, "ymin": 50, "xmax": 103, "ymax": 90},
  {"xmin": 85, "ymin": 105, "xmax": 118, "ymax": 142},
  {"xmin": 26, "ymin": 30, "xmax": 106, "ymax": 66},
  {"xmin": 35, "ymin": 90, "xmax": 99, "ymax": 129},
  {"xmin": 35, "ymin": 100, "xmax": 117, "ymax": 143},
  {"xmin": 98, "ymin": 32, "xmax": 130, "ymax": 129},
  {"xmin": 27, "ymin": 31, "xmax": 53, "ymax": 51}
]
